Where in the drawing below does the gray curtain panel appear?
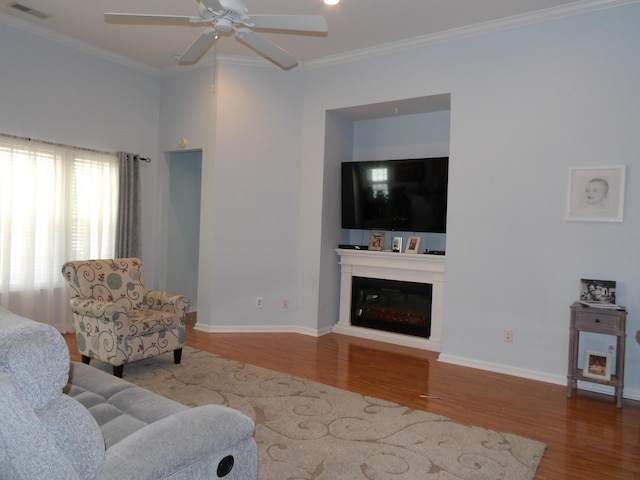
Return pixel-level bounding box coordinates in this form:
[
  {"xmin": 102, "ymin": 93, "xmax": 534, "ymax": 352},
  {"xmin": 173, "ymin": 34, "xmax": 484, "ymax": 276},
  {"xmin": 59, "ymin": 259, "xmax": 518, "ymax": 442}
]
[{"xmin": 115, "ymin": 152, "xmax": 142, "ymax": 258}]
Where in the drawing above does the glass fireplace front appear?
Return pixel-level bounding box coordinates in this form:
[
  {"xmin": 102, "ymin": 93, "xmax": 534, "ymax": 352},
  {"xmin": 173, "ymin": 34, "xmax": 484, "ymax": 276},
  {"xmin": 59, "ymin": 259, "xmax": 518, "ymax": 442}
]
[{"xmin": 351, "ymin": 276, "xmax": 432, "ymax": 338}]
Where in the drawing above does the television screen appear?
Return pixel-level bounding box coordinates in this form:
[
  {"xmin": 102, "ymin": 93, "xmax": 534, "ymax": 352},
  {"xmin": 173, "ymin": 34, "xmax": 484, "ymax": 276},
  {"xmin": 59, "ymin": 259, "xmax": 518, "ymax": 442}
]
[{"xmin": 341, "ymin": 157, "xmax": 448, "ymax": 233}]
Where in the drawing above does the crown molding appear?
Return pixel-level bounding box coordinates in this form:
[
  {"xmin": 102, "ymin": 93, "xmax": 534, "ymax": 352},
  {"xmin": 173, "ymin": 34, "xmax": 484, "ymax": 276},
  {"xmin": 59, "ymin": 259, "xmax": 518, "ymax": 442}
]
[
  {"xmin": 304, "ymin": 0, "xmax": 640, "ymax": 70},
  {"xmin": 0, "ymin": 12, "xmax": 162, "ymax": 76},
  {"xmin": 1, "ymin": 0, "xmax": 638, "ymax": 76}
]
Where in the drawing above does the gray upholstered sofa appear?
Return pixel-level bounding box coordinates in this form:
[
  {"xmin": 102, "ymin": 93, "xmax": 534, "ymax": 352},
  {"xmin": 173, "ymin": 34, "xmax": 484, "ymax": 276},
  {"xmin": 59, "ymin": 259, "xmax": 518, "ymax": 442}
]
[{"xmin": 0, "ymin": 307, "xmax": 258, "ymax": 479}]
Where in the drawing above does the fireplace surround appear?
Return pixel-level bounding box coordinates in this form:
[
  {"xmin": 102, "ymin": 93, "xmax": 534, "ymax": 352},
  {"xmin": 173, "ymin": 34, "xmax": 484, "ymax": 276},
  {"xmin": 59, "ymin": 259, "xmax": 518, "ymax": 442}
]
[{"xmin": 334, "ymin": 249, "xmax": 444, "ymax": 351}]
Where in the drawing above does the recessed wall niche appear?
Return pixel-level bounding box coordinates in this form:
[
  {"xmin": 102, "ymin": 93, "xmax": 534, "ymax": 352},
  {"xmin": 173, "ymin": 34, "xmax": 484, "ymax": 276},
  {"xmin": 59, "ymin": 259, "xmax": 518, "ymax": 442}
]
[
  {"xmin": 318, "ymin": 94, "xmax": 451, "ymax": 347},
  {"xmin": 323, "ymin": 93, "xmax": 452, "ymax": 252}
]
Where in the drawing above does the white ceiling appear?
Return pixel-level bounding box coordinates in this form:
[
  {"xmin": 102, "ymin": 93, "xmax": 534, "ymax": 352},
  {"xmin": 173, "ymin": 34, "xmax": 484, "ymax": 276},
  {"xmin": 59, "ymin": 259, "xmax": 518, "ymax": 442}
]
[{"xmin": 0, "ymin": 0, "xmax": 633, "ymax": 72}]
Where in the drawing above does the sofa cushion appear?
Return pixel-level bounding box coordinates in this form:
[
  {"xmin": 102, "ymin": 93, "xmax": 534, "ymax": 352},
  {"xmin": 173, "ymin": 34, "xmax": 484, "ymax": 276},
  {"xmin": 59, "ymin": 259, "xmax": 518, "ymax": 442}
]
[
  {"xmin": 36, "ymin": 395, "xmax": 106, "ymax": 479},
  {"xmin": 0, "ymin": 309, "xmax": 106, "ymax": 479},
  {"xmin": 0, "ymin": 372, "xmax": 80, "ymax": 480},
  {"xmin": 68, "ymin": 361, "xmax": 186, "ymax": 447},
  {"xmin": 0, "ymin": 307, "xmax": 69, "ymax": 410}
]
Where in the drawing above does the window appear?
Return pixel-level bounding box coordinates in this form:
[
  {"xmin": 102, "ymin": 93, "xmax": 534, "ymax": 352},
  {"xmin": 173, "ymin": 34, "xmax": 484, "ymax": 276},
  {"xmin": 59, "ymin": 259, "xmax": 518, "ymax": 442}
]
[
  {"xmin": 0, "ymin": 134, "xmax": 118, "ymax": 330},
  {"xmin": 368, "ymin": 167, "xmax": 389, "ymax": 199}
]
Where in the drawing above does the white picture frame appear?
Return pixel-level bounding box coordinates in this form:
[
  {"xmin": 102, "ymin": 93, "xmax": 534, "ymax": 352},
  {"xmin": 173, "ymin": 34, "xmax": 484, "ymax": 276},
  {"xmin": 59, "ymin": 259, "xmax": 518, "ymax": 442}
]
[
  {"xmin": 392, "ymin": 236, "xmax": 403, "ymax": 253},
  {"xmin": 566, "ymin": 165, "xmax": 626, "ymax": 222},
  {"xmin": 405, "ymin": 236, "xmax": 421, "ymax": 254},
  {"xmin": 583, "ymin": 350, "xmax": 612, "ymax": 381}
]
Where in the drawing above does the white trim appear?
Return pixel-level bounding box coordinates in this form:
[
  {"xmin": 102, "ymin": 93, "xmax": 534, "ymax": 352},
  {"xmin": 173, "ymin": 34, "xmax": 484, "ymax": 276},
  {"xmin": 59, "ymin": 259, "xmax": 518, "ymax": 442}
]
[
  {"xmin": 438, "ymin": 353, "xmax": 566, "ymax": 385},
  {"xmin": 193, "ymin": 322, "xmax": 332, "ymax": 337},
  {"xmin": 333, "ymin": 323, "xmax": 441, "ymax": 352},
  {"xmin": 305, "ymin": 0, "xmax": 640, "ymax": 69},
  {"xmin": 0, "ymin": 12, "xmax": 161, "ymax": 76}
]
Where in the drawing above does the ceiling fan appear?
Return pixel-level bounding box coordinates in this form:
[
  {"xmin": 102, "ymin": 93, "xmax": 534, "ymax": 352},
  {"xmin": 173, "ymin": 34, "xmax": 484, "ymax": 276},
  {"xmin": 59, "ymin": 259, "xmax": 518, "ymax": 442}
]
[{"xmin": 104, "ymin": 0, "xmax": 328, "ymax": 69}]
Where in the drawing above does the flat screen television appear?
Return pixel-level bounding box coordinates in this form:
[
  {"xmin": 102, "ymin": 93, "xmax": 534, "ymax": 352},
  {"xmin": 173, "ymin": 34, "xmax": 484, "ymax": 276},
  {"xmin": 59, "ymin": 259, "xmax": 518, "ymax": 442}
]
[{"xmin": 341, "ymin": 157, "xmax": 448, "ymax": 233}]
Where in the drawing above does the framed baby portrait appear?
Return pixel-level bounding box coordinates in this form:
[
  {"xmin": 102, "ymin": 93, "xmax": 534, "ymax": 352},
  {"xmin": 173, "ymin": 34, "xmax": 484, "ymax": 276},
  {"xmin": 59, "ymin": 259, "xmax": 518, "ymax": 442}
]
[{"xmin": 566, "ymin": 165, "xmax": 626, "ymax": 222}]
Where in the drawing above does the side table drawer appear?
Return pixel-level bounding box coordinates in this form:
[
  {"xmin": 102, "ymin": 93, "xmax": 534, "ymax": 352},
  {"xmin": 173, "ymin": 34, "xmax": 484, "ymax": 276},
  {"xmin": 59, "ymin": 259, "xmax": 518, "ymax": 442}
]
[{"xmin": 574, "ymin": 311, "xmax": 621, "ymax": 334}]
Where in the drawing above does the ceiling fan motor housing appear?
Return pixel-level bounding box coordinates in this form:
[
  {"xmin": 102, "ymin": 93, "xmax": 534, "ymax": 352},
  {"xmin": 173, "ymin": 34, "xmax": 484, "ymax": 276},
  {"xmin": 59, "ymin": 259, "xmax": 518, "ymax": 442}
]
[{"xmin": 214, "ymin": 17, "xmax": 234, "ymax": 33}]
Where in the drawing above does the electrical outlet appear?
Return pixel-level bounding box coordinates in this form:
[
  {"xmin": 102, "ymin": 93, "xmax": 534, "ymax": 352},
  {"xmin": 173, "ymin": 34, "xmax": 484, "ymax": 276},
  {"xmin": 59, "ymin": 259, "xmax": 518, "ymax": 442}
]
[
  {"xmin": 256, "ymin": 297, "xmax": 263, "ymax": 308},
  {"xmin": 282, "ymin": 298, "xmax": 289, "ymax": 309},
  {"xmin": 503, "ymin": 329, "xmax": 513, "ymax": 343}
]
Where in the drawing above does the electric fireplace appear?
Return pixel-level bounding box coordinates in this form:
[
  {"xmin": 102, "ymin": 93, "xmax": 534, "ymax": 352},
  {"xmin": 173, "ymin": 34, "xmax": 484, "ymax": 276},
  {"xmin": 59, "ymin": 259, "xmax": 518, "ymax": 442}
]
[
  {"xmin": 335, "ymin": 249, "xmax": 444, "ymax": 352},
  {"xmin": 351, "ymin": 276, "xmax": 432, "ymax": 338}
]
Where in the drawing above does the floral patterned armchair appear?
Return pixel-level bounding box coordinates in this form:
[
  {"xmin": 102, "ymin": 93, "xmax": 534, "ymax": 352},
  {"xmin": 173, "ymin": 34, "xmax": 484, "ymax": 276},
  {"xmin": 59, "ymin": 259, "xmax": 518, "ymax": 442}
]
[{"xmin": 61, "ymin": 258, "xmax": 189, "ymax": 377}]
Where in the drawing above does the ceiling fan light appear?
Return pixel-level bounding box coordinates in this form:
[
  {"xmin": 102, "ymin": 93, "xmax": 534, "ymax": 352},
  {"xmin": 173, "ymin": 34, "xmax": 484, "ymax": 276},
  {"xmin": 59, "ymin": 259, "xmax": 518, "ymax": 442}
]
[{"xmin": 324, "ymin": 0, "xmax": 339, "ymax": 5}]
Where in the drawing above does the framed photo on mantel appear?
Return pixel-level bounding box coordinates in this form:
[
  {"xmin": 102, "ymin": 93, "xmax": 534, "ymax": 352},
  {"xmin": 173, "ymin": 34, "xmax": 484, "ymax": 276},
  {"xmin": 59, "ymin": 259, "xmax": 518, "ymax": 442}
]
[
  {"xmin": 405, "ymin": 236, "xmax": 421, "ymax": 254},
  {"xmin": 368, "ymin": 231, "xmax": 384, "ymax": 251}
]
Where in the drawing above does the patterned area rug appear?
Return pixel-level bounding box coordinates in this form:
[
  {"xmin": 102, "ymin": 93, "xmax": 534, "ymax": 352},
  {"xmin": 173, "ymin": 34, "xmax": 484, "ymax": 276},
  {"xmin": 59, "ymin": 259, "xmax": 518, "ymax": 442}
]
[{"xmin": 91, "ymin": 347, "xmax": 546, "ymax": 480}]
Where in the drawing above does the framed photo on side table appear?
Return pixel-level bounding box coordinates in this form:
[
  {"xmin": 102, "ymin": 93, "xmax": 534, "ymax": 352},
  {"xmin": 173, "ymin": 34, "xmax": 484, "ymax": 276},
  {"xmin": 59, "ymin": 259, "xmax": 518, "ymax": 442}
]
[
  {"xmin": 405, "ymin": 236, "xmax": 421, "ymax": 254},
  {"xmin": 368, "ymin": 231, "xmax": 385, "ymax": 251},
  {"xmin": 566, "ymin": 165, "xmax": 626, "ymax": 222},
  {"xmin": 583, "ymin": 350, "xmax": 612, "ymax": 381}
]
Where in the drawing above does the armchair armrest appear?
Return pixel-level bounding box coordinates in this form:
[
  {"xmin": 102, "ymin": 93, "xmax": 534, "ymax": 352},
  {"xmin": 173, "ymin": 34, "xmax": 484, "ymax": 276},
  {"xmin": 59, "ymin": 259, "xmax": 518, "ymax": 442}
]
[
  {"xmin": 97, "ymin": 405, "xmax": 256, "ymax": 480},
  {"xmin": 69, "ymin": 298, "xmax": 127, "ymax": 323},
  {"xmin": 144, "ymin": 290, "xmax": 190, "ymax": 317}
]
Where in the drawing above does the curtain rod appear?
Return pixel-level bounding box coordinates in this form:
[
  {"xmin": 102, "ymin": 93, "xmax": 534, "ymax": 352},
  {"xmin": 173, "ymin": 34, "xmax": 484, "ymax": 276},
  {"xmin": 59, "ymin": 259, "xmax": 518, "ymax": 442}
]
[
  {"xmin": 0, "ymin": 132, "xmax": 116, "ymax": 156},
  {"xmin": 0, "ymin": 132, "xmax": 151, "ymax": 162}
]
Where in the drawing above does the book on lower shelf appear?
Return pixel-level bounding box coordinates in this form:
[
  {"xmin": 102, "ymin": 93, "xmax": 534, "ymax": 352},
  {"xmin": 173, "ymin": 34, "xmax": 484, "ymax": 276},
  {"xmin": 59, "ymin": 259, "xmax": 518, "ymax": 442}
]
[{"xmin": 577, "ymin": 301, "xmax": 625, "ymax": 310}]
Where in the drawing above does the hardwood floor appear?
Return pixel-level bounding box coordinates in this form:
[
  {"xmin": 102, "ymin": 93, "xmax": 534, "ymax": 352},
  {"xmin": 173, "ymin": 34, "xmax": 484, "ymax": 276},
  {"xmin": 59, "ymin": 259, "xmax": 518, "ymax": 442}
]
[{"xmin": 64, "ymin": 316, "xmax": 640, "ymax": 479}]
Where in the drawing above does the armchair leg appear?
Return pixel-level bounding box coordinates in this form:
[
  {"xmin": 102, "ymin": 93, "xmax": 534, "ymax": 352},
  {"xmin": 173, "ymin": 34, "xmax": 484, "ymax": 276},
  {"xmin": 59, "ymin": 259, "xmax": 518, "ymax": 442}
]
[
  {"xmin": 174, "ymin": 348, "xmax": 183, "ymax": 365},
  {"xmin": 81, "ymin": 355, "xmax": 91, "ymax": 365},
  {"xmin": 113, "ymin": 365, "xmax": 124, "ymax": 378}
]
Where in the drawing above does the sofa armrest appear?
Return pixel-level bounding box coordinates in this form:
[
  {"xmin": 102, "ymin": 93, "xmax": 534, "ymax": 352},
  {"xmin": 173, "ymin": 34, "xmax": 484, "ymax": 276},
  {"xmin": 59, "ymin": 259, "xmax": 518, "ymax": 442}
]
[
  {"xmin": 97, "ymin": 405, "xmax": 256, "ymax": 480},
  {"xmin": 70, "ymin": 298, "xmax": 127, "ymax": 323},
  {"xmin": 144, "ymin": 290, "xmax": 190, "ymax": 317}
]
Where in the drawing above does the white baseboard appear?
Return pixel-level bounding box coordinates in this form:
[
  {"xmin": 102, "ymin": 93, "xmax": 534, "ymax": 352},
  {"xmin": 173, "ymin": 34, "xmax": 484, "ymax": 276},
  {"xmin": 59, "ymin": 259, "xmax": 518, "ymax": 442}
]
[
  {"xmin": 438, "ymin": 353, "xmax": 640, "ymax": 402},
  {"xmin": 193, "ymin": 322, "xmax": 332, "ymax": 337},
  {"xmin": 438, "ymin": 353, "xmax": 566, "ymax": 385}
]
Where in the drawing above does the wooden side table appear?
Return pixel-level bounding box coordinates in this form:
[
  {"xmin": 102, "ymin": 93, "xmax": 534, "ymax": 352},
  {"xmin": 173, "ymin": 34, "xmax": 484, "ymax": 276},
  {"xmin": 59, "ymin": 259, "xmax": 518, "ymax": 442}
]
[{"xmin": 567, "ymin": 302, "xmax": 627, "ymax": 408}]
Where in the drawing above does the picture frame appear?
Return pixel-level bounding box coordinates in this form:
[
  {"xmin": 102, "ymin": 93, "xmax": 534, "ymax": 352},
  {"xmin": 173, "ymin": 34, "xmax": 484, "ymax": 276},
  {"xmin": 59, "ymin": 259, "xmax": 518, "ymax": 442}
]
[
  {"xmin": 566, "ymin": 165, "xmax": 626, "ymax": 222},
  {"xmin": 392, "ymin": 236, "xmax": 403, "ymax": 253},
  {"xmin": 405, "ymin": 236, "xmax": 421, "ymax": 254},
  {"xmin": 368, "ymin": 231, "xmax": 385, "ymax": 251},
  {"xmin": 579, "ymin": 278, "xmax": 617, "ymax": 305},
  {"xmin": 583, "ymin": 350, "xmax": 612, "ymax": 381}
]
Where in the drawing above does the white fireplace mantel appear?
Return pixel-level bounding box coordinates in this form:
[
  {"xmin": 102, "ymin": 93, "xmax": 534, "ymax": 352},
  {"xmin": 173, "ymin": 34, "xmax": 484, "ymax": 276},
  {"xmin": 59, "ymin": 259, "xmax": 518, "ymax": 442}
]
[{"xmin": 333, "ymin": 248, "xmax": 445, "ymax": 352}]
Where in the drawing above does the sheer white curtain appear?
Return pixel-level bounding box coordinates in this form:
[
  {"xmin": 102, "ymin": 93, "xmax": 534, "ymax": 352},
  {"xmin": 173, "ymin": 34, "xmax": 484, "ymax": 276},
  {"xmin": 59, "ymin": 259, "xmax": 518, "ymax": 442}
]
[{"xmin": 0, "ymin": 134, "xmax": 118, "ymax": 332}]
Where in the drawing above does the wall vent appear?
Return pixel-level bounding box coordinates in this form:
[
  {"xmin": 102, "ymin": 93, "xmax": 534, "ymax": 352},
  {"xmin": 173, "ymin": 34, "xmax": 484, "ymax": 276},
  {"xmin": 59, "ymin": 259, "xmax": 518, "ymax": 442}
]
[{"xmin": 8, "ymin": 2, "xmax": 50, "ymax": 19}]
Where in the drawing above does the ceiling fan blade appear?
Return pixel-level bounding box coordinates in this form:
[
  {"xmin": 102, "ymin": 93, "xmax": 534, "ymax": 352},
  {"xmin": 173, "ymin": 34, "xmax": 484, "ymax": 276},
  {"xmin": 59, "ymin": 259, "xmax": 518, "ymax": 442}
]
[
  {"xmin": 235, "ymin": 28, "xmax": 298, "ymax": 69},
  {"xmin": 200, "ymin": 0, "xmax": 225, "ymax": 12},
  {"xmin": 104, "ymin": 13, "xmax": 200, "ymax": 25},
  {"xmin": 249, "ymin": 15, "xmax": 328, "ymax": 33},
  {"xmin": 178, "ymin": 28, "xmax": 217, "ymax": 64}
]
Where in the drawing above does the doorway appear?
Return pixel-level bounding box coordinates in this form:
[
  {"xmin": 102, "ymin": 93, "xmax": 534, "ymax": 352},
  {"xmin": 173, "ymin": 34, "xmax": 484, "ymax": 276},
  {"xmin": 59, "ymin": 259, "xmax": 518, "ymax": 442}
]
[{"xmin": 167, "ymin": 150, "xmax": 202, "ymax": 310}]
